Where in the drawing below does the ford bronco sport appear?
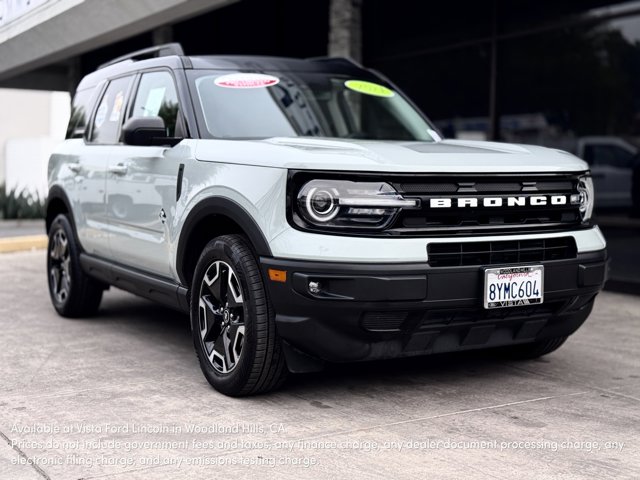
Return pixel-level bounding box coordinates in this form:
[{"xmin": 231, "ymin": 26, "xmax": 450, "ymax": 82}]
[{"xmin": 46, "ymin": 43, "xmax": 608, "ymax": 396}]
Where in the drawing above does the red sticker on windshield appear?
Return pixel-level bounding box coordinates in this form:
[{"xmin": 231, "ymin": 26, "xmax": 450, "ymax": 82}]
[{"xmin": 214, "ymin": 73, "xmax": 280, "ymax": 89}]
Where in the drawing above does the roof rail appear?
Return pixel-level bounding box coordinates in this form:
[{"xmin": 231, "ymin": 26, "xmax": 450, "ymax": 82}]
[{"xmin": 98, "ymin": 43, "xmax": 185, "ymax": 70}]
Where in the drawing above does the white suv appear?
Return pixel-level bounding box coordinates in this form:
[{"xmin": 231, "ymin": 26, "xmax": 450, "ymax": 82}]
[{"xmin": 46, "ymin": 44, "xmax": 608, "ymax": 396}]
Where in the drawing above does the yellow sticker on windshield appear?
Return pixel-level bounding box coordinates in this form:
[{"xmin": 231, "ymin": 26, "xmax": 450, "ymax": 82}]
[{"xmin": 344, "ymin": 80, "xmax": 395, "ymax": 98}]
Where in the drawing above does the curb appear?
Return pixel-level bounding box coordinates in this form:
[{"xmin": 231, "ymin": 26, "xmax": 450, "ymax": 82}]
[{"xmin": 0, "ymin": 235, "xmax": 48, "ymax": 253}]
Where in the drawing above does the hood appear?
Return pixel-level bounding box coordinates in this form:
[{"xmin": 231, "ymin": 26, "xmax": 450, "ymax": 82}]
[{"xmin": 194, "ymin": 137, "xmax": 589, "ymax": 173}]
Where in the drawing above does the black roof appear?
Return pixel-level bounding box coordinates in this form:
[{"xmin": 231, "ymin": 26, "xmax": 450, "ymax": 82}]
[
  {"xmin": 189, "ymin": 55, "xmax": 363, "ymax": 74},
  {"xmin": 77, "ymin": 45, "xmax": 369, "ymax": 91}
]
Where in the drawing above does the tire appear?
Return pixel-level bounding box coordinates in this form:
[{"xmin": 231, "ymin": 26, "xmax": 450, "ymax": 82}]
[
  {"xmin": 500, "ymin": 336, "xmax": 568, "ymax": 360},
  {"xmin": 190, "ymin": 234, "xmax": 287, "ymax": 396},
  {"xmin": 47, "ymin": 214, "xmax": 104, "ymax": 317}
]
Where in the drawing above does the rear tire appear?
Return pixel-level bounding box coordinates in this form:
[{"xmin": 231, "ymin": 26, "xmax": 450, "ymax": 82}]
[
  {"xmin": 500, "ymin": 336, "xmax": 568, "ymax": 360},
  {"xmin": 190, "ymin": 234, "xmax": 287, "ymax": 396},
  {"xmin": 47, "ymin": 214, "xmax": 104, "ymax": 317}
]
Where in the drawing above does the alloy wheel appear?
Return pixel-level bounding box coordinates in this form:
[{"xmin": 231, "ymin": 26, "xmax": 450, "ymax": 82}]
[
  {"xmin": 198, "ymin": 260, "xmax": 245, "ymax": 374},
  {"xmin": 49, "ymin": 229, "xmax": 71, "ymax": 304}
]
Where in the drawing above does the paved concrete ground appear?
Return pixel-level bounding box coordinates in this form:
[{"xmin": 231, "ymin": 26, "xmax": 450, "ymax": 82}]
[{"xmin": 0, "ymin": 250, "xmax": 638, "ymax": 480}]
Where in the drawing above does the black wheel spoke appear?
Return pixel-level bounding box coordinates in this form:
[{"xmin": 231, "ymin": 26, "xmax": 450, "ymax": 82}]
[
  {"xmin": 207, "ymin": 276, "xmax": 223, "ymax": 304},
  {"xmin": 226, "ymin": 323, "xmax": 244, "ymax": 366},
  {"xmin": 60, "ymin": 273, "xmax": 70, "ymax": 297},
  {"xmin": 218, "ymin": 266, "xmax": 229, "ymax": 304},
  {"xmin": 200, "ymin": 296, "xmax": 223, "ymax": 343},
  {"xmin": 51, "ymin": 267, "xmax": 61, "ymax": 292},
  {"xmin": 222, "ymin": 327, "xmax": 233, "ymax": 370},
  {"xmin": 212, "ymin": 330, "xmax": 230, "ymax": 372},
  {"xmin": 226, "ymin": 272, "xmax": 243, "ymax": 308}
]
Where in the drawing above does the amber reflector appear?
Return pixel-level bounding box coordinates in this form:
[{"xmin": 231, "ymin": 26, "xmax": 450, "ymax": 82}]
[{"xmin": 268, "ymin": 269, "xmax": 287, "ymax": 283}]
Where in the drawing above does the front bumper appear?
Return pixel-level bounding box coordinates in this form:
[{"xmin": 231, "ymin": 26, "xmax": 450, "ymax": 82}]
[{"xmin": 260, "ymin": 249, "xmax": 608, "ymax": 370}]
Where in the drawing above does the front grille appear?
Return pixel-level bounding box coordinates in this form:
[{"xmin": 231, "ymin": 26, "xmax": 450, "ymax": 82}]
[
  {"xmin": 361, "ymin": 295, "xmax": 594, "ymax": 335},
  {"xmin": 427, "ymin": 237, "xmax": 577, "ymax": 267},
  {"xmin": 361, "ymin": 311, "xmax": 409, "ymax": 332},
  {"xmin": 419, "ymin": 301, "xmax": 565, "ymax": 329},
  {"xmin": 391, "ymin": 174, "xmax": 583, "ymax": 235}
]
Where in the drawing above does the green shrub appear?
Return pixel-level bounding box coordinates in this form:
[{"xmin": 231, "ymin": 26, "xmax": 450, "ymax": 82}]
[{"xmin": 0, "ymin": 184, "xmax": 45, "ymax": 219}]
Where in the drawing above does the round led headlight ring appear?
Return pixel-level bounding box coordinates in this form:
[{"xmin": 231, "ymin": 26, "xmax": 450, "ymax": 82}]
[
  {"xmin": 577, "ymin": 176, "xmax": 594, "ymax": 221},
  {"xmin": 578, "ymin": 183, "xmax": 589, "ymax": 213},
  {"xmin": 305, "ymin": 187, "xmax": 339, "ymax": 222}
]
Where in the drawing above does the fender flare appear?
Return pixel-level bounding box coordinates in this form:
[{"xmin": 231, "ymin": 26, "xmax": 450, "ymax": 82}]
[
  {"xmin": 175, "ymin": 197, "xmax": 273, "ymax": 284},
  {"xmin": 45, "ymin": 185, "xmax": 78, "ymax": 237}
]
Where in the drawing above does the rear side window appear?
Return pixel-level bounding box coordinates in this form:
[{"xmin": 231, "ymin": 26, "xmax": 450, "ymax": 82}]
[
  {"xmin": 129, "ymin": 71, "xmax": 181, "ymax": 137},
  {"xmin": 89, "ymin": 76, "xmax": 133, "ymax": 144},
  {"xmin": 66, "ymin": 88, "xmax": 95, "ymax": 139}
]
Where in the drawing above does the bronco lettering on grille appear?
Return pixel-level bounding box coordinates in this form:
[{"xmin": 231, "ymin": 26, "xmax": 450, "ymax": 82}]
[{"xmin": 429, "ymin": 195, "xmax": 569, "ymax": 208}]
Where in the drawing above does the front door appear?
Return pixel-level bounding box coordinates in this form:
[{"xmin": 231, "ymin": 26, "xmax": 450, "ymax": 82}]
[{"xmin": 106, "ymin": 71, "xmax": 183, "ymax": 277}]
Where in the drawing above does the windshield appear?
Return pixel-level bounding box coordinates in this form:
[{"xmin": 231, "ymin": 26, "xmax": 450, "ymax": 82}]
[{"xmin": 190, "ymin": 70, "xmax": 438, "ymax": 141}]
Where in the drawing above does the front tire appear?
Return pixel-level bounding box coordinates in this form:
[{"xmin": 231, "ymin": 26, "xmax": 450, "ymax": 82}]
[
  {"xmin": 47, "ymin": 214, "xmax": 104, "ymax": 317},
  {"xmin": 190, "ymin": 234, "xmax": 287, "ymax": 396}
]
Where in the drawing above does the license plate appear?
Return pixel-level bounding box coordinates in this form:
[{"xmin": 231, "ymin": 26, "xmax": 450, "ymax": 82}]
[{"xmin": 484, "ymin": 265, "xmax": 544, "ymax": 309}]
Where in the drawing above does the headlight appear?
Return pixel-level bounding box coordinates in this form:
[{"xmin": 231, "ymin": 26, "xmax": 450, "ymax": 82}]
[
  {"xmin": 295, "ymin": 179, "xmax": 419, "ymax": 230},
  {"xmin": 575, "ymin": 175, "xmax": 594, "ymax": 222}
]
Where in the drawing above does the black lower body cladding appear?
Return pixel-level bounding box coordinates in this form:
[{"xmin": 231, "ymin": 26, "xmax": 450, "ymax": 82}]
[{"xmin": 260, "ymin": 250, "xmax": 608, "ymax": 370}]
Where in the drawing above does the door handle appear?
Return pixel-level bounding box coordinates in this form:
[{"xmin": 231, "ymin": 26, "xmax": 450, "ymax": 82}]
[
  {"xmin": 108, "ymin": 164, "xmax": 128, "ymax": 175},
  {"xmin": 68, "ymin": 163, "xmax": 81, "ymax": 173}
]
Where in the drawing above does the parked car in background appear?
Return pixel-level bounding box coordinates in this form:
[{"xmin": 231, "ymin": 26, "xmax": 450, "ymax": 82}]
[{"xmin": 575, "ymin": 136, "xmax": 640, "ymax": 212}]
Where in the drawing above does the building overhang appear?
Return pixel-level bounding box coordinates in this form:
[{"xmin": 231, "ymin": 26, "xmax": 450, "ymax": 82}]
[{"xmin": 0, "ymin": 0, "xmax": 239, "ymax": 84}]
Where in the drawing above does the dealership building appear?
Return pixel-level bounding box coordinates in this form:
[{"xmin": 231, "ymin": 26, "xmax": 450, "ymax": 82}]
[
  {"xmin": 1, "ymin": 0, "xmax": 640, "ymax": 141},
  {"xmin": 0, "ymin": 0, "xmax": 639, "ymax": 287}
]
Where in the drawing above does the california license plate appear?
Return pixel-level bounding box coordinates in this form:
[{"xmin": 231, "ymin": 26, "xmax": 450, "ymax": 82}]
[{"xmin": 484, "ymin": 265, "xmax": 544, "ymax": 309}]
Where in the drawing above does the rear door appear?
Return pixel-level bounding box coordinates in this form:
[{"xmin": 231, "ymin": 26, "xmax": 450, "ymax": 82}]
[
  {"xmin": 59, "ymin": 86, "xmax": 98, "ymax": 250},
  {"xmin": 75, "ymin": 76, "xmax": 133, "ymax": 257},
  {"xmin": 106, "ymin": 70, "xmax": 184, "ymax": 277}
]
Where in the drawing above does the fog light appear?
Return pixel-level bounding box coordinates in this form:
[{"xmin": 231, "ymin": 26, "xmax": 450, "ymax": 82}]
[{"xmin": 309, "ymin": 281, "xmax": 321, "ymax": 294}]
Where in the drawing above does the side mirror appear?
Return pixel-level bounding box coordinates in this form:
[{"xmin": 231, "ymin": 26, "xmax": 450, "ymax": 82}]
[{"xmin": 122, "ymin": 116, "xmax": 179, "ymax": 146}]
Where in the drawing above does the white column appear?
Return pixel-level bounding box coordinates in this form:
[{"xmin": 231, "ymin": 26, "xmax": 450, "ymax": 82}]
[{"xmin": 328, "ymin": 0, "xmax": 362, "ymax": 62}]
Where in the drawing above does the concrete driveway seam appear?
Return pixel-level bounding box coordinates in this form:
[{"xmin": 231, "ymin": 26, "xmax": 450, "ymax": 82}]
[{"xmin": 0, "ymin": 428, "xmax": 51, "ymax": 480}]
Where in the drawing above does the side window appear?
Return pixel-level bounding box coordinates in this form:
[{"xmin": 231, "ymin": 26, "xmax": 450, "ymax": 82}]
[
  {"xmin": 130, "ymin": 71, "xmax": 181, "ymax": 137},
  {"xmin": 66, "ymin": 88, "xmax": 95, "ymax": 139},
  {"xmin": 90, "ymin": 76, "xmax": 132, "ymax": 144}
]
